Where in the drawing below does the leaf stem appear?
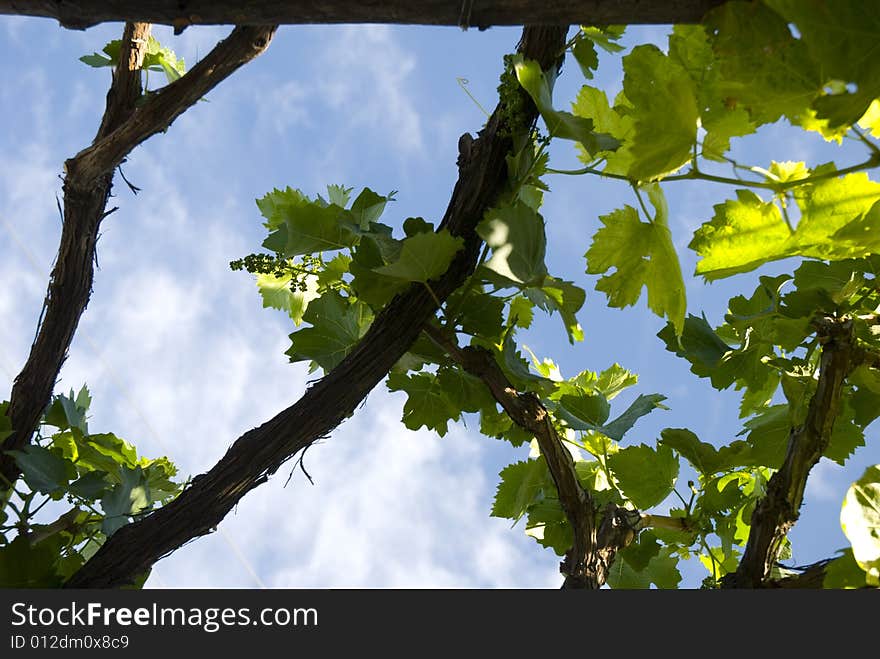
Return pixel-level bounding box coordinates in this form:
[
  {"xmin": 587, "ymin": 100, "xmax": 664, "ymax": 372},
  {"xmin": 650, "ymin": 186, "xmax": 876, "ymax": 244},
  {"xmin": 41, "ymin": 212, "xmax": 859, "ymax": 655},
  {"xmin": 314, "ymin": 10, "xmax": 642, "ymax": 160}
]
[
  {"xmin": 851, "ymin": 125, "xmax": 880, "ymax": 157},
  {"xmin": 422, "ymin": 281, "xmax": 444, "ymax": 311},
  {"xmin": 640, "ymin": 513, "xmax": 691, "ymax": 532},
  {"xmin": 547, "ymin": 154, "xmax": 880, "ymax": 192},
  {"xmin": 445, "ymin": 243, "xmax": 491, "ymax": 326},
  {"xmin": 456, "ymin": 77, "xmax": 491, "ymax": 119},
  {"xmin": 631, "ymin": 183, "xmax": 653, "ymax": 221},
  {"xmin": 778, "ymin": 196, "xmax": 795, "ymax": 233},
  {"xmin": 29, "ymin": 494, "xmax": 52, "ymax": 519}
]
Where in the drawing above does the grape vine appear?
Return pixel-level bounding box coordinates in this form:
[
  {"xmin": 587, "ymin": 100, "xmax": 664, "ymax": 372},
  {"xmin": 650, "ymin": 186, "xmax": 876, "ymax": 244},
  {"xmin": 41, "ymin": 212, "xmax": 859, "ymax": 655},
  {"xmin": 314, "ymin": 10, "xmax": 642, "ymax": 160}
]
[{"xmin": 233, "ymin": 0, "xmax": 880, "ymax": 588}]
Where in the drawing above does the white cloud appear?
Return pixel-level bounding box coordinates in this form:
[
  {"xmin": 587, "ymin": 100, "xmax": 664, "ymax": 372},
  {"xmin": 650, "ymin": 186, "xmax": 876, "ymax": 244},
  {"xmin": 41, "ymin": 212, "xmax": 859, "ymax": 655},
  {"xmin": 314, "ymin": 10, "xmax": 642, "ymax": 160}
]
[
  {"xmin": 246, "ymin": 24, "xmax": 425, "ymax": 187},
  {"xmin": 804, "ymin": 458, "xmax": 845, "ymax": 503},
  {"xmin": 14, "ymin": 144, "xmax": 562, "ymax": 589},
  {"xmin": 262, "ymin": 80, "xmax": 311, "ymax": 134},
  {"xmin": 154, "ymin": 396, "xmax": 560, "ymax": 588},
  {"xmin": 320, "ymin": 26, "xmax": 423, "ymax": 153}
]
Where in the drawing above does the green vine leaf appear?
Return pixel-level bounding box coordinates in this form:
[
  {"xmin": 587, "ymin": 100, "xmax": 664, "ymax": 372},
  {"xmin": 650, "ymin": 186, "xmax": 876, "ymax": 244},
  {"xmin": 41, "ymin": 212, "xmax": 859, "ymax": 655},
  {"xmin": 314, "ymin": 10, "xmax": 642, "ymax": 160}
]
[
  {"xmin": 571, "ymin": 37, "xmax": 598, "ymax": 80},
  {"xmin": 478, "ymin": 202, "xmax": 547, "ymax": 288},
  {"xmin": 350, "ymin": 188, "xmax": 395, "ymax": 230},
  {"xmin": 285, "ymin": 292, "xmax": 374, "ymax": 371},
  {"xmin": 68, "ymin": 471, "xmax": 112, "ymax": 500},
  {"xmin": 691, "ymin": 173, "xmax": 880, "ymax": 280},
  {"xmin": 256, "ymin": 272, "xmax": 319, "ymax": 325},
  {"xmin": 823, "ymin": 548, "xmax": 871, "ymax": 588},
  {"xmin": 741, "ymin": 404, "xmax": 790, "ymax": 469},
  {"xmin": 571, "ymin": 85, "xmax": 636, "ymax": 170},
  {"xmin": 704, "ymin": 1, "xmax": 820, "ymax": 127},
  {"xmin": 766, "ymin": 0, "xmax": 880, "ymax": 128},
  {"xmin": 523, "ymin": 276, "xmax": 586, "ymax": 343},
  {"xmin": 386, "ymin": 371, "xmax": 460, "ymax": 437},
  {"xmin": 668, "ymin": 24, "xmax": 756, "ymax": 161},
  {"xmin": 8, "ymin": 445, "xmax": 76, "ymax": 496},
  {"xmin": 101, "ymin": 466, "xmax": 151, "ymax": 537},
  {"xmin": 507, "ymin": 296, "xmax": 535, "ymax": 329},
  {"xmin": 491, "ymin": 459, "xmax": 551, "ymax": 522},
  {"xmin": 607, "ymin": 443, "xmax": 679, "ymax": 509},
  {"xmin": 80, "ymin": 36, "xmax": 186, "ymax": 85},
  {"xmin": 261, "ymin": 188, "xmax": 360, "ymax": 257},
  {"xmin": 43, "ymin": 385, "xmax": 91, "ymax": 434},
  {"xmin": 513, "ymin": 55, "xmax": 619, "ymax": 154},
  {"xmin": 585, "ymin": 195, "xmax": 686, "ymax": 335},
  {"xmin": 689, "ymin": 190, "xmax": 790, "ymax": 280},
  {"xmin": 607, "ymin": 544, "xmax": 681, "ymax": 589},
  {"xmin": 622, "ymin": 44, "xmax": 699, "ymax": 180},
  {"xmin": 373, "ymin": 230, "xmax": 463, "ymax": 284},
  {"xmin": 602, "ymin": 394, "xmax": 668, "ymax": 441},
  {"xmin": 660, "ymin": 428, "xmax": 754, "ymax": 475},
  {"xmin": 455, "ymin": 291, "xmax": 505, "ymax": 341},
  {"xmin": 0, "ymin": 536, "xmax": 65, "ymax": 588}
]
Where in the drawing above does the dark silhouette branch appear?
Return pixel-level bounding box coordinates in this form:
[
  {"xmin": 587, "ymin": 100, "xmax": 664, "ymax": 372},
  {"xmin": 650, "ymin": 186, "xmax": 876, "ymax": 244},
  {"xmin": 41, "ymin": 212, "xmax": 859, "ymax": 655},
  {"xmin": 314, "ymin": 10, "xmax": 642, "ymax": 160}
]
[
  {"xmin": 1, "ymin": 22, "xmax": 152, "ymax": 490},
  {"xmin": 767, "ymin": 559, "xmax": 833, "ymax": 589},
  {"xmin": 1, "ymin": 24, "xmax": 276, "ymax": 492},
  {"xmin": 68, "ymin": 26, "xmax": 277, "ymax": 185},
  {"xmin": 64, "ymin": 25, "xmax": 570, "ymax": 588},
  {"xmin": 0, "ymin": 1, "xmax": 727, "ymax": 30},
  {"xmin": 724, "ymin": 316, "xmax": 856, "ymax": 588}
]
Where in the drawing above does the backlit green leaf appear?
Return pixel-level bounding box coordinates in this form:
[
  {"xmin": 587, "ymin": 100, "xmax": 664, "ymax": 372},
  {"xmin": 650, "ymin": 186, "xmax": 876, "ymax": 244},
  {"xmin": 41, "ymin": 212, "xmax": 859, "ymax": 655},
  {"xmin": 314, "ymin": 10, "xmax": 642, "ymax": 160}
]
[
  {"xmin": 478, "ymin": 202, "xmax": 547, "ymax": 287},
  {"xmin": 705, "ymin": 2, "xmax": 820, "ymax": 126},
  {"xmin": 374, "ymin": 230, "xmax": 463, "ymax": 283},
  {"xmin": 514, "ymin": 55, "xmax": 619, "ymax": 154},
  {"xmin": 492, "ymin": 459, "xmax": 551, "ymax": 522},
  {"xmin": 622, "ymin": 45, "xmax": 699, "ymax": 180},
  {"xmin": 608, "ymin": 443, "xmax": 679, "ymax": 509},
  {"xmin": 285, "ymin": 292, "xmax": 373, "ymax": 371},
  {"xmin": 840, "ymin": 464, "xmax": 880, "ymax": 585},
  {"xmin": 586, "ymin": 199, "xmax": 686, "ymax": 335},
  {"xmin": 690, "ymin": 190, "xmax": 790, "ymax": 280},
  {"xmin": 256, "ymin": 272, "xmax": 319, "ymax": 325}
]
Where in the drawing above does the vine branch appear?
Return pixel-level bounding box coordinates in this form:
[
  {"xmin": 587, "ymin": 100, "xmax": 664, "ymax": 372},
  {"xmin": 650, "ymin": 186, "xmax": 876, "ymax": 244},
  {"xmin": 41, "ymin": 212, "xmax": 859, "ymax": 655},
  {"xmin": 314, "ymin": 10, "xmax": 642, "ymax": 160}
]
[
  {"xmin": 1, "ymin": 24, "xmax": 277, "ymax": 493},
  {"xmin": 422, "ymin": 324, "xmax": 644, "ymax": 588},
  {"xmin": 723, "ymin": 316, "xmax": 856, "ymax": 588},
  {"xmin": 63, "ymin": 25, "xmax": 570, "ymax": 588},
  {"xmin": 1, "ymin": 22, "xmax": 153, "ymax": 490}
]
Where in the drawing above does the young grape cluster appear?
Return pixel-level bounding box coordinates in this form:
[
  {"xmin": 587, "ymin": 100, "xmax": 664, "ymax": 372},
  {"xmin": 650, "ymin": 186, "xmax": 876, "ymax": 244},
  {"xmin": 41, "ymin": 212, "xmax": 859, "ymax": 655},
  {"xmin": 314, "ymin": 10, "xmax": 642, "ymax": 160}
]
[{"xmin": 229, "ymin": 252, "xmax": 327, "ymax": 292}]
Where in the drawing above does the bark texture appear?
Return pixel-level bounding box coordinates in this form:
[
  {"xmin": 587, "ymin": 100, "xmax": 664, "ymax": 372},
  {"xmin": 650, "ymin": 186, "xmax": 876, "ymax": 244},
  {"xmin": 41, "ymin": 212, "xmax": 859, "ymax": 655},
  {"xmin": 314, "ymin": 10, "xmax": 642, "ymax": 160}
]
[
  {"xmin": 1, "ymin": 24, "xmax": 276, "ymax": 491},
  {"xmin": 64, "ymin": 25, "xmax": 569, "ymax": 588},
  {"xmin": 0, "ymin": 1, "xmax": 727, "ymax": 30},
  {"xmin": 1, "ymin": 22, "xmax": 152, "ymax": 490},
  {"xmin": 724, "ymin": 317, "xmax": 856, "ymax": 588},
  {"xmin": 423, "ymin": 325, "xmax": 640, "ymax": 589}
]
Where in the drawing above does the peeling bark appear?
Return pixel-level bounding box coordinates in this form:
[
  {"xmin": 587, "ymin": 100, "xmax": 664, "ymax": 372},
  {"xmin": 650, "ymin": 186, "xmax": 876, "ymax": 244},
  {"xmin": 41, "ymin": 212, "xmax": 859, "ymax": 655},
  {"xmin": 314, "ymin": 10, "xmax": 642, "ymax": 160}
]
[
  {"xmin": 422, "ymin": 325, "xmax": 642, "ymax": 589},
  {"xmin": 724, "ymin": 317, "xmax": 856, "ymax": 588}
]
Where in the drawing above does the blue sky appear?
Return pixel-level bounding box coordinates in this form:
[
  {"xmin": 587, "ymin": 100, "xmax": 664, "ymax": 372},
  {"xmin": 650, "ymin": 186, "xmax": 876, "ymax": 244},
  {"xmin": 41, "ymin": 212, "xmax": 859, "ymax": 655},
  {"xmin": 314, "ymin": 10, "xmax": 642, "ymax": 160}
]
[{"xmin": 1, "ymin": 17, "xmax": 877, "ymax": 588}]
